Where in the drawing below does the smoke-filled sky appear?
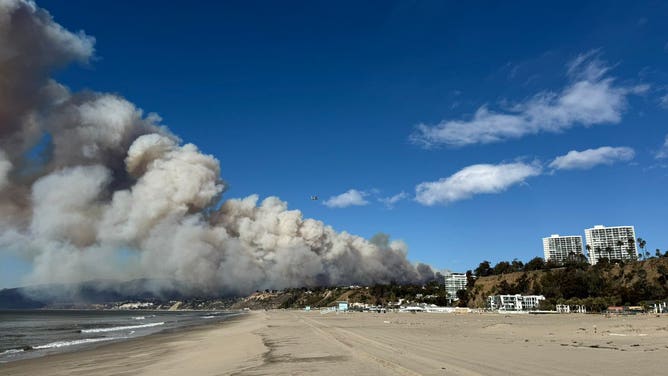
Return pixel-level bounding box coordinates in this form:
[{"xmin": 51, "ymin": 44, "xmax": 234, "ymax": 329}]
[{"xmin": 2, "ymin": 0, "xmax": 668, "ymax": 289}]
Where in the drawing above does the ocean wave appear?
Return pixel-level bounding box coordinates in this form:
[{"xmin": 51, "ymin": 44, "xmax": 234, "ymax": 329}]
[
  {"xmin": 0, "ymin": 348, "xmax": 26, "ymax": 356},
  {"xmin": 33, "ymin": 337, "xmax": 117, "ymax": 350},
  {"xmin": 201, "ymin": 315, "xmax": 216, "ymax": 319},
  {"xmin": 80, "ymin": 322, "xmax": 164, "ymax": 333},
  {"xmin": 131, "ymin": 314, "xmax": 156, "ymax": 320}
]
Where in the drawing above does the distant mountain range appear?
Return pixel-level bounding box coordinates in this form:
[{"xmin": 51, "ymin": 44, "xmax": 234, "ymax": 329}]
[{"xmin": 0, "ymin": 279, "xmax": 191, "ymax": 309}]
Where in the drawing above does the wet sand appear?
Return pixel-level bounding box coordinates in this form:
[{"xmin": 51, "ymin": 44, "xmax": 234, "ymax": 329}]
[
  {"xmin": 0, "ymin": 313, "xmax": 266, "ymax": 376},
  {"xmin": 2, "ymin": 310, "xmax": 668, "ymax": 375}
]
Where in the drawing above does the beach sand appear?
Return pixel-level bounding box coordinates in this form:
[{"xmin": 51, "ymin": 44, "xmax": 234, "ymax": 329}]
[
  {"xmin": 2, "ymin": 310, "xmax": 667, "ymax": 375},
  {"xmin": 0, "ymin": 313, "xmax": 266, "ymax": 376}
]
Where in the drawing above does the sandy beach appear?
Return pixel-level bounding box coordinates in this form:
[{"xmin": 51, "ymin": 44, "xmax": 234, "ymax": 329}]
[
  {"xmin": 0, "ymin": 313, "xmax": 266, "ymax": 376},
  {"xmin": 2, "ymin": 311, "xmax": 668, "ymax": 375}
]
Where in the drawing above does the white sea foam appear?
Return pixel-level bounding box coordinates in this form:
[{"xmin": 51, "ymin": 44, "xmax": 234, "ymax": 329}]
[
  {"xmin": 0, "ymin": 348, "xmax": 25, "ymax": 356},
  {"xmin": 80, "ymin": 322, "xmax": 164, "ymax": 333},
  {"xmin": 33, "ymin": 337, "xmax": 117, "ymax": 350},
  {"xmin": 201, "ymin": 315, "xmax": 215, "ymax": 319},
  {"xmin": 131, "ymin": 315, "xmax": 156, "ymax": 320}
]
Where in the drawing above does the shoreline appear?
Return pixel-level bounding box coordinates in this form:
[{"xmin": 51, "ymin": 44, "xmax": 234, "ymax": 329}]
[
  {"xmin": 3, "ymin": 310, "xmax": 668, "ymax": 375},
  {"xmin": 0, "ymin": 309, "xmax": 247, "ymax": 363},
  {"xmin": 0, "ymin": 311, "xmax": 268, "ymax": 376}
]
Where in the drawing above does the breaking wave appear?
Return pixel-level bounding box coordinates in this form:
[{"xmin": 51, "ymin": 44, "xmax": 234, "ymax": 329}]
[{"xmin": 80, "ymin": 322, "xmax": 164, "ymax": 333}]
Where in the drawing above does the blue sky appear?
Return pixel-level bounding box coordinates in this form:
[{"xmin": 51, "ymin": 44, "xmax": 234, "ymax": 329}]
[{"xmin": 3, "ymin": 1, "xmax": 668, "ymax": 287}]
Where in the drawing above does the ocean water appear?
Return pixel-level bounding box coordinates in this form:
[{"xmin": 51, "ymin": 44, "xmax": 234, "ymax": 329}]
[{"xmin": 0, "ymin": 310, "xmax": 240, "ymax": 363}]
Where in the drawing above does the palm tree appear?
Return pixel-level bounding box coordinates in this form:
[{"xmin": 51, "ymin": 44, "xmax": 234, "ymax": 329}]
[
  {"xmin": 616, "ymin": 240, "xmax": 624, "ymax": 259},
  {"xmin": 628, "ymin": 237, "xmax": 637, "ymax": 259},
  {"xmin": 627, "ymin": 248, "xmax": 636, "ymax": 261},
  {"xmin": 636, "ymin": 237, "xmax": 647, "ymax": 262},
  {"xmin": 594, "ymin": 246, "xmax": 602, "ymax": 263},
  {"xmin": 637, "ymin": 237, "xmax": 647, "ymax": 255}
]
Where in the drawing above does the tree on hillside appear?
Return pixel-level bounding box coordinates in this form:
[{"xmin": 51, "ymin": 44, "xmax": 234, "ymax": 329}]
[
  {"xmin": 577, "ymin": 253, "xmax": 588, "ymax": 264},
  {"xmin": 474, "ymin": 261, "xmax": 492, "ymax": 277},
  {"xmin": 493, "ymin": 261, "xmax": 513, "ymax": 275},
  {"xmin": 545, "ymin": 259, "xmax": 560, "ymax": 269},
  {"xmin": 524, "ymin": 257, "xmax": 545, "ymax": 271},
  {"xmin": 456, "ymin": 289, "xmax": 469, "ymax": 307},
  {"xmin": 616, "ymin": 240, "xmax": 625, "ymax": 259},
  {"xmin": 514, "ymin": 273, "xmax": 531, "ymax": 294},
  {"xmin": 465, "ymin": 270, "xmax": 475, "ymax": 289}
]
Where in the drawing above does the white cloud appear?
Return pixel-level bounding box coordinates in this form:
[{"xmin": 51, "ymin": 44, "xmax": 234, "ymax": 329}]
[
  {"xmin": 410, "ymin": 52, "xmax": 645, "ymax": 147},
  {"xmin": 323, "ymin": 189, "xmax": 369, "ymax": 208},
  {"xmin": 549, "ymin": 146, "xmax": 635, "ymax": 170},
  {"xmin": 379, "ymin": 192, "xmax": 408, "ymax": 208},
  {"xmin": 415, "ymin": 162, "xmax": 541, "ymax": 206},
  {"xmin": 660, "ymin": 94, "xmax": 668, "ymax": 109},
  {"xmin": 656, "ymin": 135, "xmax": 668, "ymax": 159}
]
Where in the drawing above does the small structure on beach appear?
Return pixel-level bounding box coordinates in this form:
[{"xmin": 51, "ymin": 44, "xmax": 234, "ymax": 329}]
[
  {"xmin": 648, "ymin": 301, "xmax": 667, "ymax": 313},
  {"xmin": 556, "ymin": 304, "xmax": 570, "ymax": 313},
  {"xmin": 606, "ymin": 306, "xmax": 645, "ymax": 314},
  {"xmin": 556, "ymin": 304, "xmax": 586, "ymax": 313},
  {"xmin": 116, "ymin": 302, "xmax": 154, "ymax": 310},
  {"xmin": 337, "ymin": 301, "xmax": 349, "ymax": 312}
]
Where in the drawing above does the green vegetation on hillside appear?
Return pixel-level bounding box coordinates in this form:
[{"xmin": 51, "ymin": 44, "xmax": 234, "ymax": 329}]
[
  {"xmin": 228, "ymin": 256, "xmax": 668, "ymax": 312},
  {"xmin": 461, "ymin": 257, "xmax": 668, "ymax": 311}
]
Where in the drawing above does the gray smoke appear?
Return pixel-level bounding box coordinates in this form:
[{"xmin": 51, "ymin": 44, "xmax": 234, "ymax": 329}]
[{"xmin": 0, "ymin": 0, "xmax": 434, "ymax": 296}]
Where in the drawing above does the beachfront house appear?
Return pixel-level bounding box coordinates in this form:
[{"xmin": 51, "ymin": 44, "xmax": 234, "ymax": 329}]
[{"xmin": 487, "ymin": 294, "xmax": 545, "ymax": 311}]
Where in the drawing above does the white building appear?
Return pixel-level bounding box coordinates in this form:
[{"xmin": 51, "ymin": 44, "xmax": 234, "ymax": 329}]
[
  {"xmin": 337, "ymin": 301, "xmax": 349, "ymax": 311},
  {"xmin": 443, "ymin": 273, "xmax": 467, "ymax": 301},
  {"xmin": 584, "ymin": 225, "xmax": 637, "ymax": 265},
  {"xmin": 487, "ymin": 295, "xmax": 545, "ymax": 311},
  {"xmin": 542, "ymin": 234, "xmax": 584, "ymax": 264}
]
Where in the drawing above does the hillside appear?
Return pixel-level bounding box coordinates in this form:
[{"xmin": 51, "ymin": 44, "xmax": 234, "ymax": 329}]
[
  {"xmin": 3, "ymin": 259, "xmax": 666, "ymax": 312},
  {"xmin": 465, "ymin": 258, "xmax": 668, "ymax": 310},
  {"xmin": 0, "ymin": 279, "xmax": 191, "ymax": 309},
  {"xmin": 230, "ymin": 283, "xmax": 448, "ymax": 310}
]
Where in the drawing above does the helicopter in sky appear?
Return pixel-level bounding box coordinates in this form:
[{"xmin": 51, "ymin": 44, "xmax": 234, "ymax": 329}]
[{"xmin": 310, "ymin": 195, "xmax": 319, "ymax": 201}]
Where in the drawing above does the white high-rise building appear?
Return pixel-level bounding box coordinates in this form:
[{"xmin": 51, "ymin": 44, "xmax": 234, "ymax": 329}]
[
  {"xmin": 443, "ymin": 273, "xmax": 467, "ymax": 301},
  {"xmin": 584, "ymin": 225, "xmax": 637, "ymax": 265},
  {"xmin": 542, "ymin": 234, "xmax": 584, "ymax": 264}
]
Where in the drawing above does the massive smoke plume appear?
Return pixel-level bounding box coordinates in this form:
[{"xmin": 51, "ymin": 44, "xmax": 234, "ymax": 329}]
[{"xmin": 0, "ymin": 1, "xmax": 435, "ymax": 296}]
